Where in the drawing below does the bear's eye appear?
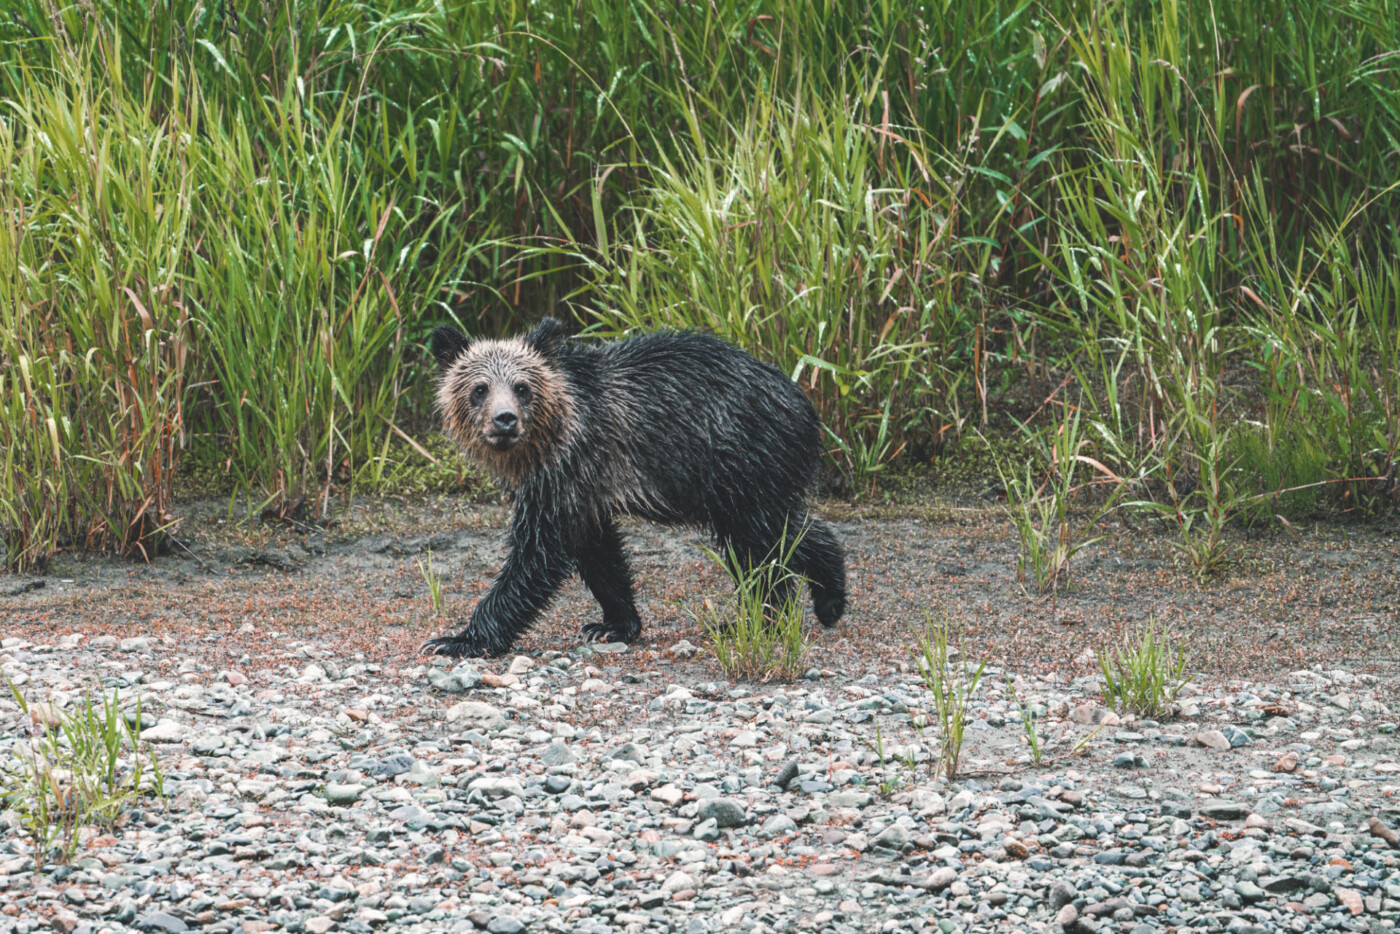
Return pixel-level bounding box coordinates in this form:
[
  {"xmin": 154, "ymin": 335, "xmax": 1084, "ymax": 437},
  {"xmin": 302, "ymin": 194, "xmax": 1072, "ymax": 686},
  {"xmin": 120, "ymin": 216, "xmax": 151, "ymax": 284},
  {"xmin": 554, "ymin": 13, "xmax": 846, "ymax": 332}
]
[
  {"xmin": 470, "ymin": 384, "xmax": 487, "ymax": 405},
  {"xmin": 513, "ymin": 382, "xmax": 531, "ymax": 401}
]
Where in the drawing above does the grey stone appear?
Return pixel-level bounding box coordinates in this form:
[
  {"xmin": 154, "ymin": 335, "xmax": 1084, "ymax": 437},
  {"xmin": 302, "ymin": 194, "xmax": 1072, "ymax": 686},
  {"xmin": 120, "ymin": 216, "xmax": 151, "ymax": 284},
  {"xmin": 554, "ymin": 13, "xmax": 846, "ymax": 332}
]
[
  {"xmin": 136, "ymin": 913, "xmax": 188, "ymax": 933},
  {"xmin": 1048, "ymin": 881, "xmax": 1076, "ymax": 909},
  {"xmin": 324, "ymin": 783, "xmax": 363, "ymax": 806},
  {"xmin": 540, "ymin": 742, "xmax": 578, "ymax": 766},
  {"xmin": 451, "ymin": 663, "xmax": 482, "ymax": 690},
  {"xmin": 1222, "ymin": 725, "xmax": 1252, "ymax": 747},
  {"xmin": 696, "ymin": 797, "xmax": 746, "ymax": 828},
  {"xmin": 1234, "ymin": 881, "xmax": 1267, "ymax": 903},
  {"xmin": 692, "ymin": 818, "xmax": 720, "ymax": 841},
  {"xmin": 446, "ymin": 701, "xmax": 506, "ymax": 730},
  {"xmin": 758, "ymin": 815, "xmax": 798, "ymax": 838},
  {"xmin": 470, "ymin": 776, "xmax": 526, "ymax": 799},
  {"xmin": 872, "ymin": 824, "xmax": 910, "ymax": 850},
  {"xmin": 921, "ymin": 867, "xmax": 957, "ymax": 891},
  {"xmin": 487, "ymin": 916, "xmax": 525, "ymax": 934},
  {"xmin": 1200, "ymin": 801, "xmax": 1250, "ymax": 821}
]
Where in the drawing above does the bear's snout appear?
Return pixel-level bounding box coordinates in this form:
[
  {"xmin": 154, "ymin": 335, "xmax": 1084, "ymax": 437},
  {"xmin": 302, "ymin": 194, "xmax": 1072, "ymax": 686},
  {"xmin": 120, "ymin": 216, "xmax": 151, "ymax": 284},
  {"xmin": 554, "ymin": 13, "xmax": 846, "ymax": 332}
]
[{"xmin": 487, "ymin": 406, "xmax": 521, "ymax": 449}]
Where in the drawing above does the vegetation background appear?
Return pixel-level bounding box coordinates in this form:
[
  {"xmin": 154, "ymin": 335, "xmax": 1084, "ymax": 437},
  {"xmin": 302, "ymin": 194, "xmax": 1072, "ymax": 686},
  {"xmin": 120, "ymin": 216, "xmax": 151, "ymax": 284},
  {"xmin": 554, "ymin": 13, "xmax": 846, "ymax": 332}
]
[{"xmin": 1, "ymin": 0, "xmax": 1396, "ymax": 571}]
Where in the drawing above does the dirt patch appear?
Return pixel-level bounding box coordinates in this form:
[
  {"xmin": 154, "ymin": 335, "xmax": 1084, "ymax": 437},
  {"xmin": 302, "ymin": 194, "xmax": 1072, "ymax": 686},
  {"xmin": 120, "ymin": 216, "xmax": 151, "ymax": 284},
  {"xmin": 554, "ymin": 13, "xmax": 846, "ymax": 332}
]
[{"xmin": 2, "ymin": 497, "xmax": 1396, "ymax": 682}]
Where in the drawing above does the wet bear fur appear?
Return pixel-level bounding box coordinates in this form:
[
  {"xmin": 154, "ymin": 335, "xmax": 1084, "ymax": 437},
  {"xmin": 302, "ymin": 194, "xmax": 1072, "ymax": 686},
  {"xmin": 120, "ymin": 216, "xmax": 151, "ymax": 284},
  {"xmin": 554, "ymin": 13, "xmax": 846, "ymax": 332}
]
[{"xmin": 423, "ymin": 317, "xmax": 847, "ymax": 658}]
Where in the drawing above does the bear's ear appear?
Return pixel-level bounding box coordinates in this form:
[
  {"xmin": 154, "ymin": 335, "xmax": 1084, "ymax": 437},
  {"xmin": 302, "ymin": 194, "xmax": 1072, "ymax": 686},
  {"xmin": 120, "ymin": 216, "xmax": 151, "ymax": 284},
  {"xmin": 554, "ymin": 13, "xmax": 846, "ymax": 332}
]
[
  {"xmin": 431, "ymin": 325, "xmax": 471, "ymax": 370},
  {"xmin": 526, "ymin": 317, "xmax": 566, "ymax": 360}
]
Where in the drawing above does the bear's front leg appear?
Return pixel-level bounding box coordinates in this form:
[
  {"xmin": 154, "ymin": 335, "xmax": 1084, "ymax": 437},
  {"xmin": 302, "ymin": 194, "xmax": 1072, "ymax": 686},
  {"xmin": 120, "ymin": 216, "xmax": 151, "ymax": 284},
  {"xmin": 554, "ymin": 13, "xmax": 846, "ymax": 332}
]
[
  {"xmin": 576, "ymin": 517, "xmax": 643, "ymax": 644},
  {"xmin": 422, "ymin": 501, "xmax": 574, "ymax": 658}
]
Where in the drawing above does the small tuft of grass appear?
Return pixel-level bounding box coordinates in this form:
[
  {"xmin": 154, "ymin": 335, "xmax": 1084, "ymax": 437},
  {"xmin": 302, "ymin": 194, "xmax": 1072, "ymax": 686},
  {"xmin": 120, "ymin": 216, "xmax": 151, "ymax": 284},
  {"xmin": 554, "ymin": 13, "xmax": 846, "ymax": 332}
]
[
  {"xmin": 1004, "ymin": 674, "xmax": 1044, "ymax": 766},
  {"xmin": 993, "ymin": 408, "xmax": 1124, "ymax": 596},
  {"xmin": 1, "ymin": 682, "xmax": 165, "ymax": 869},
  {"xmin": 697, "ymin": 538, "xmax": 809, "ymax": 683},
  {"xmin": 910, "ymin": 616, "xmax": 987, "ymax": 782},
  {"xmin": 1097, "ymin": 622, "xmax": 1195, "ymax": 719},
  {"xmin": 418, "ymin": 549, "xmax": 444, "ymax": 616}
]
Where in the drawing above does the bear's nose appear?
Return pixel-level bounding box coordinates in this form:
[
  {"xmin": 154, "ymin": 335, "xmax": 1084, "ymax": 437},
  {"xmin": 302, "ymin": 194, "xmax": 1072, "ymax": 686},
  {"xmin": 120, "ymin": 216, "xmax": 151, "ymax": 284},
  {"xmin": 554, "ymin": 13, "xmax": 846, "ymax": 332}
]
[{"xmin": 492, "ymin": 410, "xmax": 518, "ymax": 432}]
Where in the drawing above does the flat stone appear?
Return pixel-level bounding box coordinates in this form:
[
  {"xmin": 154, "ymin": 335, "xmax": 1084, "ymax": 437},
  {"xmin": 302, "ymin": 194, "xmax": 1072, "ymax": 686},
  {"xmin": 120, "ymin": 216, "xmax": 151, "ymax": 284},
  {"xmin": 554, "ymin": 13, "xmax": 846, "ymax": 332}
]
[
  {"xmin": 1070, "ymin": 706, "xmax": 1119, "ymax": 726},
  {"xmin": 139, "ymin": 721, "xmax": 188, "ymax": 743},
  {"xmin": 1370, "ymin": 816, "xmax": 1400, "ymax": 848},
  {"xmin": 1195, "ymin": 730, "xmax": 1230, "ymax": 750},
  {"xmin": 446, "ymin": 701, "xmax": 506, "ymax": 731},
  {"xmin": 1261, "ymin": 875, "xmax": 1308, "ymax": 894},
  {"xmin": 828, "ymin": 791, "xmax": 874, "ymax": 809},
  {"xmin": 1283, "ymin": 817, "xmax": 1326, "ymax": 836},
  {"xmin": 661, "ymin": 871, "xmax": 698, "ymax": 895},
  {"xmin": 1200, "ymin": 801, "xmax": 1250, "ymax": 821},
  {"xmin": 872, "ymin": 824, "xmax": 910, "ymax": 850},
  {"xmin": 921, "ymin": 867, "xmax": 957, "ymax": 891},
  {"xmin": 540, "ymin": 742, "xmax": 578, "ymax": 766},
  {"xmin": 692, "ymin": 818, "xmax": 720, "ymax": 842},
  {"xmin": 136, "ymin": 913, "xmax": 188, "ymax": 933},
  {"xmin": 1336, "ymin": 887, "xmax": 1364, "ymax": 915},
  {"xmin": 759, "ymin": 815, "xmax": 798, "ymax": 838},
  {"xmin": 1221, "ymin": 725, "xmax": 1252, "ymax": 747},
  {"xmin": 487, "ymin": 916, "xmax": 525, "ymax": 934},
  {"xmin": 651, "ymin": 784, "xmax": 684, "ymax": 807},
  {"xmin": 1234, "ymin": 881, "xmax": 1266, "ymax": 903},
  {"xmin": 325, "ymin": 783, "xmax": 363, "ymax": 806},
  {"xmin": 470, "ymin": 777, "xmax": 526, "ymax": 799}
]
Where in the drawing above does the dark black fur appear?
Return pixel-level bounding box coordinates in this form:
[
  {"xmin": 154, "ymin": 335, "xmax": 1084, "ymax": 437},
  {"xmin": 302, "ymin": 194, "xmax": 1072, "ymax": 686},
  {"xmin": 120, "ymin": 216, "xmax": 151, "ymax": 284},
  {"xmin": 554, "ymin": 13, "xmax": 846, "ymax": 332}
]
[{"xmin": 423, "ymin": 318, "xmax": 847, "ymax": 658}]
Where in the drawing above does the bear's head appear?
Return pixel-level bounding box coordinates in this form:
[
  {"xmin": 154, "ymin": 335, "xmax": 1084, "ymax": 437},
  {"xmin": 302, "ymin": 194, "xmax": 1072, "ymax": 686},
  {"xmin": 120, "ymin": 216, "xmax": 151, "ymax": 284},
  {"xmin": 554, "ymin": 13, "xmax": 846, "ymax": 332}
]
[{"xmin": 432, "ymin": 317, "xmax": 571, "ymax": 484}]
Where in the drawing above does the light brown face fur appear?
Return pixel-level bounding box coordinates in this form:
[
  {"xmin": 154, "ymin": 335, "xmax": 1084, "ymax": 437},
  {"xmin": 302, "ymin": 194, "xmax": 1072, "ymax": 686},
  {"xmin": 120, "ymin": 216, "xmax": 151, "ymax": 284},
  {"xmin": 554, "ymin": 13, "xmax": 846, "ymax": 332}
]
[{"xmin": 437, "ymin": 339, "xmax": 572, "ymax": 487}]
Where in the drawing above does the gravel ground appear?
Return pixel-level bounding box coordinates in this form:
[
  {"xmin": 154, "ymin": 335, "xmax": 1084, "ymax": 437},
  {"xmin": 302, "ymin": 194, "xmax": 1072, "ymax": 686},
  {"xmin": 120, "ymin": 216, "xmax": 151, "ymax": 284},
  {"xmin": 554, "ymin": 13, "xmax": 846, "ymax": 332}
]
[{"xmin": 1, "ymin": 500, "xmax": 1399, "ymax": 934}]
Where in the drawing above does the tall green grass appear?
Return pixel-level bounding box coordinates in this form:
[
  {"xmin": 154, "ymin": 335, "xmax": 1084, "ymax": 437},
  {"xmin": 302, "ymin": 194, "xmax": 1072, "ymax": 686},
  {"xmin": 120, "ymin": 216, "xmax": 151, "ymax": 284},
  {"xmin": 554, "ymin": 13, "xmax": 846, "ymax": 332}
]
[{"xmin": 0, "ymin": 0, "xmax": 1396, "ymax": 567}]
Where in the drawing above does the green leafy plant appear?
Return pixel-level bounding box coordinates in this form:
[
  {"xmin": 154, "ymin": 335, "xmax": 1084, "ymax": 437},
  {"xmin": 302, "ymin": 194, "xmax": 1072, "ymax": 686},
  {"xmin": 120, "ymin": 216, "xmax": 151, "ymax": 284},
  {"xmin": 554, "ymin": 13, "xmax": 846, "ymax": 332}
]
[
  {"xmin": 697, "ymin": 535, "xmax": 809, "ymax": 683},
  {"xmin": 910, "ymin": 617, "xmax": 987, "ymax": 782},
  {"xmin": 1097, "ymin": 622, "xmax": 1195, "ymax": 718},
  {"xmin": 2, "ymin": 683, "xmax": 165, "ymax": 868}
]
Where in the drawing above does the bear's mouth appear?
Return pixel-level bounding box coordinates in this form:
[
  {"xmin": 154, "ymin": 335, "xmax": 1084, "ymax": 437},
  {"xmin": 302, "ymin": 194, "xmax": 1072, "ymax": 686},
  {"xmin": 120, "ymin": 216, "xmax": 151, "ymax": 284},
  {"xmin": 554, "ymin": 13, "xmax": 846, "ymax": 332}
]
[{"xmin": 484, "ymin": 430, "xmax": 520, "ymax": 451}]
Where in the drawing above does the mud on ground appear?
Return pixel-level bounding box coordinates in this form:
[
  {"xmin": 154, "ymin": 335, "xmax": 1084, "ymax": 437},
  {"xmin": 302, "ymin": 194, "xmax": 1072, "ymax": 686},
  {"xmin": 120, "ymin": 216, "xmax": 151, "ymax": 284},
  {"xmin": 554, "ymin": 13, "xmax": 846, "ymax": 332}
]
[{"xmin": 2, "ymin": 496, "xmax": 1396, "ymax": 682}]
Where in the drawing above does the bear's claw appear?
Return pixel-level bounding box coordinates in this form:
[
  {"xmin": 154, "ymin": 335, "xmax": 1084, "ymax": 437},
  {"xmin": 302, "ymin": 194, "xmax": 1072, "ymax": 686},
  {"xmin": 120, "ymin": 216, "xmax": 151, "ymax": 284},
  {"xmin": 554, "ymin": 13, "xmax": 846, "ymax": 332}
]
[
  {"xmin": 582, "ymin": 620, "xmax": 640, "ymax": 645},
  {"xmin": 420, "ymin": 636, "xmax": 489, "ymax": 658}
]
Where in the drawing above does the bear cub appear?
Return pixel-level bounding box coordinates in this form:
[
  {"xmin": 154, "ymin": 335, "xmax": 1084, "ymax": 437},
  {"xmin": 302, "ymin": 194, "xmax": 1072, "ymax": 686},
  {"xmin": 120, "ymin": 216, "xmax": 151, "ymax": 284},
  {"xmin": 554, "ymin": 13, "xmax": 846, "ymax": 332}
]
[{"xmin": 423, "ymin": 317, "xmax": 846, "ymax": 658}]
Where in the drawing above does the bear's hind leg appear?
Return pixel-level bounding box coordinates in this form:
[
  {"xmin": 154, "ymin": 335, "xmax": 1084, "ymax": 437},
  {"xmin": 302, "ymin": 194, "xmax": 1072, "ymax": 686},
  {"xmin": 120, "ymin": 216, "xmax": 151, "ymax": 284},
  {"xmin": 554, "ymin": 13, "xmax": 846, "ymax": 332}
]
[
  {"xmin": 793, "ymin": 516, "xmax": 846, "ymax": 627},
  {"xmin": 576, "ymin": 518, "xmax": 644, "ymax": 644},
  {"xmin": 716, "ymin": 515, "xmax": 802, "ymax": 623}
]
